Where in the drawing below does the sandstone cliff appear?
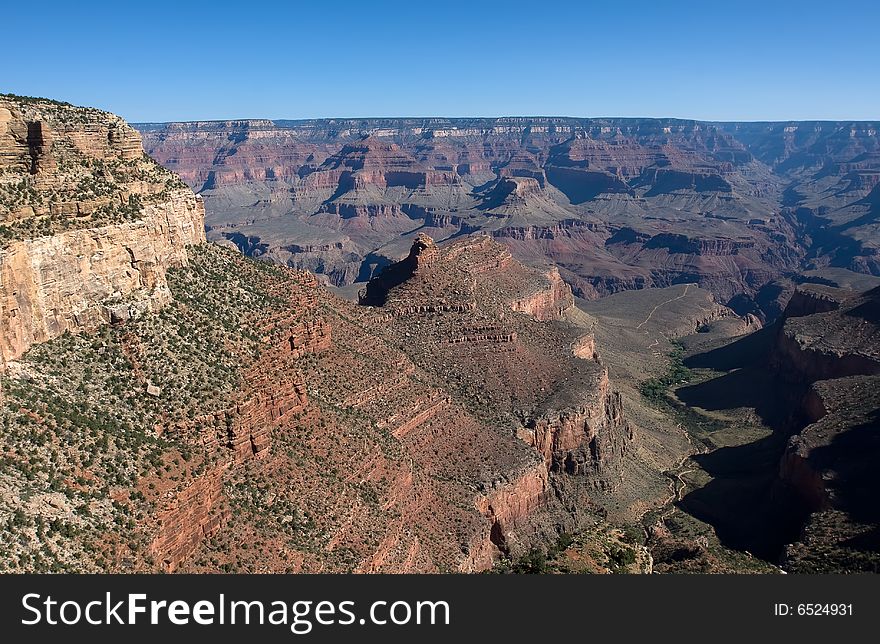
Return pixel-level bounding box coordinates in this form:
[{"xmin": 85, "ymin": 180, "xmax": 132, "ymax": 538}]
[
  {"xmin": 0, "ymin": 95, "xmax": 205, "ymax": 367},
  {"xmin": 521, "ymin": 368, "xmax": 632, "ymax": 478},
  {"xmin": 772, "ymin": 285, "xmax": 880, "ymax": 383}
]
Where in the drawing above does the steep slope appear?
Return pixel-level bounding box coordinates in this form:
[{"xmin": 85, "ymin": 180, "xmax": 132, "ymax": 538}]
[
  {"xmin": 771, "ymin": 285, "xmax": 880, "ymax": 572},
  {"xmin": 0, "ymin": 236, "xmax": 655, "ymax": 572}
]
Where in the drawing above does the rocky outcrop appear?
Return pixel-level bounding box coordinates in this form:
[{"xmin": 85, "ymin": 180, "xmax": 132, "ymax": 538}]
[
  {"xmin": 358, "ymin": 234, "xmax": 443, "ymax": 307},
  {"xmin": 475, "ymin": 462, "xmax": 550, "ymax": 552},
  {"xmin": 509, "ymin": 267, "xmax": 574, "ymax": 321},
  {"xmin": 773, "ymin": 329, "xmax": 880, "ymax": 383},
  {"xmin": 772, "ymin": 287, "xmax": 880, "ymax": 383},
  {"xmin": 571, "ymin": 333, "xmax": 597, "ymax": 360},
  {"xmin": 765, "ymin": 285, "xmax": 880, "ymax": 571},
  {"xmin": 161, "ymin": 371, "xmax": 309, "ymax": 461},
  {"xmin": 520, "ymin": 369, "xmax": 631, "ymax": 478},
  {"xmin": 149, "ymin": 465, "xmax": 227, "ymax": 572},
  {"xmin": 0, "ymin": 96, "xmax": 206, "ymax": 369},
  {"xmin": 783, "ymin": 285, "xmax": 847, "ymax": 318},
  {"xmin": 355, "ymin": 232, "xmax": 638, "ymax": 565}
]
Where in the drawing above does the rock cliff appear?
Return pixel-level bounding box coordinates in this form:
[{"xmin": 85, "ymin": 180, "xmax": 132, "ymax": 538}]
[
  {"xmin": 0, "ymin": 95, "xmax": 205, "ymax": 368},
  {"xmin": 772, "ymin": 285, "xmax": 880, "ymax": 383},
  {"xmin": 357, "ymin": 233, "xmax": 637, "ymax": 558},
  {"xmin": 769, "ymin": 285, "xmax": 880, "ymax": 571}
]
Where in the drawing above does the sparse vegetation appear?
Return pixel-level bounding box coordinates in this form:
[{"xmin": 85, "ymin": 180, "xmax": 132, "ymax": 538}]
[
  {"xmin": 639, "ymin": 341, "xmax": 692, "ymax": 402},
  {"xmin": 0, "ymin": 94, "xmax": 188, "ymax": 247},
  {"xmin": 490, "ymin": 527, "xmax": 648, "ymax": 574},
  {"xmin": 0, "ymin": 245, "xmax": 295, "ymax": 571}
]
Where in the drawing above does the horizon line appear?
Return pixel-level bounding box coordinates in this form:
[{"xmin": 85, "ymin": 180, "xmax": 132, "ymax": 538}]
[{"xmin": 130, "ymin": 114, "xmax": 880, "ymax": 126}]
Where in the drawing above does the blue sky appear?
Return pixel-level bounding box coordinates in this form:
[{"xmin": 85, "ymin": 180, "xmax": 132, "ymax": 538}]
[{"xmin": 2, "ymin": 0, "xmax": 878, "ymax": 122}]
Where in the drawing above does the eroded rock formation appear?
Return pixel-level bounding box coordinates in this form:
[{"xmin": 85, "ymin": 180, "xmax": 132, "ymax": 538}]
[{"xmin": 769, "ymin": 285, "xmax": 880, "ymax": 571}]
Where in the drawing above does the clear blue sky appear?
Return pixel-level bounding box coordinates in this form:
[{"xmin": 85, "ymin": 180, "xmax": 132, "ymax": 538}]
[{"xmin": 3, "ymin": 0, "xmax": 878, "ymax": 122}]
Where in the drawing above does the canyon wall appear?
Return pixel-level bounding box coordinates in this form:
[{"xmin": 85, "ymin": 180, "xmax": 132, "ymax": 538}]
[
  {"xmin": 520, "ymin": 369, "xmax": 632, "ymax": 479},
  {"xmin": 509, "ymin": 267, "xmax": 574, "ymax": 321},
  {"xmin": 137, "ymin": 115, "xmax": 880, "ymax": 320},
  {"xmin": 0, "ymin": 190, "xmax": 204, "ymax": 364},
  {"xmin": 772, "ymin": 286, "xmax": 880, "ymax": 383},
  {"xmin": 766, "ymin": 284, "xmax": 880, "ymax": 571}
]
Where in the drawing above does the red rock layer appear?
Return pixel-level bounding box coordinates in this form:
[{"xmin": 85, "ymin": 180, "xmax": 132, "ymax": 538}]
[{"xmin": 148, "ymin": 303, "xmax": 330, "ymax": 570}]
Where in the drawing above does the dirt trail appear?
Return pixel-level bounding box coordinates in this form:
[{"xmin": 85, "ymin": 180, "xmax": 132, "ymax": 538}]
[
  {"xmin": 659, "ymin": 466, "xmax": 696, "ymax": 521},
  {"xmin": 636, "ymin": 284, "xmax": 692, "ymax": 330},
  {"xmin": 638, "ymin": 417, "xmax": 704, "ymax": 529}
]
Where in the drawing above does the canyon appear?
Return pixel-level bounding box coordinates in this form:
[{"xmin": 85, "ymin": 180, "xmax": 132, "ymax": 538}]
[
  {"xmin": 138, "ymin": 117, "xmax": 880, "ymax": 321},
  {"xmin": 645, "ymin": 280, "xmax": 880, "ymax": 572},
  {"xmin": 0, "ymin": 96, "xmax": 677, "ymax": 573},
  {"xmin": 1, "ymin": 94, "xmax": 878, "ymax": 575}
]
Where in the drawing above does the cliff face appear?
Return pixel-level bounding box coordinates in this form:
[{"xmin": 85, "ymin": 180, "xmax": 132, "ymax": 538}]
[
  {"xmin": 474, "ymin": 462, "xmax": 551, "ymax": 555},
  {"xmin": 772, "ymin": 285, "xmax": 880, "ymax": 383},
  {"xmin": 0, "ymin": 191, "xmax": 204, "ymax": 364},
  {"xmin": 779, "ymin": 373, "xmax": 880, "ymax": 573},
  {"xmin": 148, "ymin": 464, "xmax": 228, "ymax": 572},
  {"xmin": 0, "ymin": 95, "xmax": 205, "ymax": 367},
  {"xmin": 0, "ymin": 97, "xmax": 142, "ymax": 204},
  {"xmin": 509, "ymin": 266, "xmax": 574, "ymax": 321},
  {"xmin": 521, "ymin": 369, "xmax": 632, "ymax": 479}
]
